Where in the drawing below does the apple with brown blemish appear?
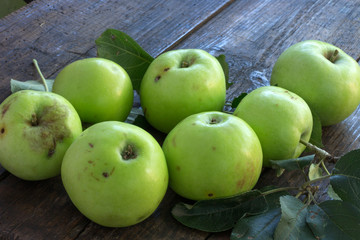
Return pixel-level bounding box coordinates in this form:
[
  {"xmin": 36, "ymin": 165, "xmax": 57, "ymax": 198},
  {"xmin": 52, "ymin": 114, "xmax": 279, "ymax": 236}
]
[
  {"xmin": 233, "ymin": 86, "xmax": 313, "ymax": 167},
  {"xmin": 162, "ymin": 111, "xmax": 263, "ymax": 201},
  {"xmin": 0, "ymin": 90, "xmax": 82, "ymax": 180},
  {"xmin": 140, "ymin": 49, "xmax": 226, "ymax": 133},
  {"xmin": 61, "ymin": 121, "xmax": 168, "ymax": 227}
]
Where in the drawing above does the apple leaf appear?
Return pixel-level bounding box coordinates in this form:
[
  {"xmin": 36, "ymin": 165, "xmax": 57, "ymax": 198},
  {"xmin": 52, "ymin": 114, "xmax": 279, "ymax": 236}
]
[
  {"xmin": 273, "ymin": 195, "xmax": 314, "ymax": 240},
  {"xmin": 309, "ymin": 111, "xmax": 323, "ymax": 148},
  {"xmin": 231, "ymin": 208, "xmax": 281, "ymax": 240},
  {"xmin": 230, "ymin": 186, "xmax": 289, "ymax": 240},
  {"xmin": 308, "ymin": 163, "xmax": 323, "ymax": 181},
  {"xmin": 270, "ymin": 154, "xmax": 314, "ymax": 171},
  {"xmin": 95, "ymin": 29, "xmax": 154, "ymax": 91},
  {"xmin": 215, "ymin": 54, "xmax": 232, "ymax": 90},
  {"xmin": 10, "ymin": 79, "xmax": 54, "ymax": 93},
  {"xmin": 171, "ymin": 190, "xmax": 268, "ymax": 232},
  {"xmin": 231, "ymin": 93, "xmax": 247, "ymax": 109},
  {"xmin": 306, "ymin": 200, "xmax": 360, "ymax": 240},
  {"xmin": 330, "ymin": 149, "xmax": 360, "ymax": 209},
  {"xmin": 327, "ymin": 184, "xmax": 341, "ymax": 200}
]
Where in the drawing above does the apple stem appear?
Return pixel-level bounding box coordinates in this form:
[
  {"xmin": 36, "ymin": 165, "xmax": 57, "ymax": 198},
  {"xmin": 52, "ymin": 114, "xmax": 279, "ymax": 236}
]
[
  {"xmin": 328, "ymin": 49, "xmax": 339, "ymax": 63},
  {"xmin": 299, "ymin": 139, "xmax": 335, "ymax": 161},
  {"xmin": 33, "ymin": 59, "xmax": 49, "ymax": 92}
]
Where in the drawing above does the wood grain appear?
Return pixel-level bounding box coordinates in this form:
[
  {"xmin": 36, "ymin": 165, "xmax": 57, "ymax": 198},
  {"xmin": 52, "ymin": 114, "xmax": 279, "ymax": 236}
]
[{"xmin": 0, "ymin": 0, "xmax": 359, "ymax": 239}]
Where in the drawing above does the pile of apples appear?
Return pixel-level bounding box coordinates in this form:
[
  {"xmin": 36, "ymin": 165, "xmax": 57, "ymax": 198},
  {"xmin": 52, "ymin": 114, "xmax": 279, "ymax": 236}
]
[{"xmin": 0, "ymin": 40, "xmax": 359, "ymax": 228}]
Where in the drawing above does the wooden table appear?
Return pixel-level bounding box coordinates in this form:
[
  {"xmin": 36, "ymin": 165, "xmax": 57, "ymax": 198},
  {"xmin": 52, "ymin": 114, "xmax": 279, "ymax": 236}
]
[{"xmin": 1, "ymin": 0, "xmax": 359, "ymax": 239}]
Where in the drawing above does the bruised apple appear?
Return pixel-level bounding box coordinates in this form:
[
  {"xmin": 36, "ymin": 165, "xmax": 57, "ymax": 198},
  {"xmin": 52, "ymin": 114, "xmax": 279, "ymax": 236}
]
[{"xmin": 61, "ymin": 121, "xmax": 168, "ymax": 227}]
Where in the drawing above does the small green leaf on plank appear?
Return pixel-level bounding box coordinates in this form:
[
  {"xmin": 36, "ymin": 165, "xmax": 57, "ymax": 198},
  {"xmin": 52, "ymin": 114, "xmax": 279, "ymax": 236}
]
[
  {"xmin": 330, "ymin": 149, "xmax": 360, "ymax": 209},
  {"xmin": 10, "ymin": 79, "xmax": 54, "ymax": 93},
  {"xmin": 215, "ymin": 54, "xmax": 232, "ymax": 89},
  {"xmin": 307, "ymin": 200, "xmax": 360, "ymax": 240},
  {"xmin": 95, "ymin": 29, "xmax": 154, "ymax": 91},
  {"xmin": 171, "ymin": 190, "xmax": 268, "ymax": 232},
  {"xmin": 274, "ymin": 196, "xmax": 314, "ymax": 240},
  {"xmin": 308, "ymin": 163, "xmax": 323, "ymax": 181},
  {"xmin": 270, "ymin": 154, "xmax": 314, "ymax": 171},
  {"xmin": 231, "ymin": 93, "xmax": 247, "ymax": 109}
]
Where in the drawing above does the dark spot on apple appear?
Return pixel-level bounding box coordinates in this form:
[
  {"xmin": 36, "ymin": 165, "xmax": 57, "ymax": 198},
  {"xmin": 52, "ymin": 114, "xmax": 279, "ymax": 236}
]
[
  {"xmin": 155, "ymin": 75, "xmax": 161, "ymax": 82},
  {"xmin": 47, "ymin": 138, "xmax": 57, "ymax": 157},
  {"xmin": 212, "ymin": 146, "xmax": 216, "ymax": 151},
  {"xmin": 23, "ymin": 101, "xmax": 73, "ymax": 157},
  {"xmin": 121, "ymin": 144, "xmax": 137, "ymax": 160},
  {"xmin": 1, "ymin": 127, "xmax": 4, "ymax": 134},
  {"xmin": 208, "ymin": 193, "xmax": 214, "ymax": 197},
  {"xmin": 236, "ymin": 179, "xmax": 246, "ymax": 189},
  {"xmin": 102, "ymin": 172, "xmax": 109, "ymax": 178},
  {"xmin": 1, "ymin": 103, "xmax": 11, "ymax": 118},
  {"xmin": 89, "ymin": 143, "xmax": 94, "ymax": 148},
  {"xmin": 110, "ymin": 167, "xmax": 115, "ymax": 175},
  {"xmin": 164, "ymin": 67, "xmax": 170, "ymax": 72},
  {"xmin": 176, "ymin": 166, "xmax": 181, "ymax": 171},
  {"xmin": 90, "ymin": 172, "xmax": 100, "ymax": 181},
  {"xmin": 88, "ymin": 160, "xmax": 94, "ymax": 164}
]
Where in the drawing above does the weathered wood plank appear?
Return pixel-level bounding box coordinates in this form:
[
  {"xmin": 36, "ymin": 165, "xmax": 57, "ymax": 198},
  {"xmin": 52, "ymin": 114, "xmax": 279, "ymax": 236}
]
[{"xmin": 0, "ymin": 0, "xmax": 234, "ymax": 102}]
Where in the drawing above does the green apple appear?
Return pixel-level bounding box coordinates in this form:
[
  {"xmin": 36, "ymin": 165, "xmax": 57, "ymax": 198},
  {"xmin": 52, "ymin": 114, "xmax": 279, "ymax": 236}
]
[
  {"xmin": 61, "ymin": 121, "xmax": 168, "ymax": 227},
  {"xmin": 52, "ymin": 57, "xmax": 134, "ymax": 123},
  {"xmin": 140, "ymin": 49, "xmax": 226, "ymax": 133},
  {"xmin": 0, "ymin": 90, "xmax": 82, "ymax": 180},
  {"xmin": 233, "ymin": 86, "xmax": 313, "ymax": 167},
  {"xmin": 270, "ymin": 40, "xmax": 360, "ymax": 126},
  {"xmin": 162, "ymin": 111, "xmax": 262, "ymax": 201}
]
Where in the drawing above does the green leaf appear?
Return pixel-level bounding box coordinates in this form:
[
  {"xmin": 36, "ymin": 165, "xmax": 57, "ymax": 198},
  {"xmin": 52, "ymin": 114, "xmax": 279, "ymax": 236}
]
[
  {"xmin": 330, "ymin": 149, "xmax": 360, "ymax": 209},
  {"xmin": 309, "ymin": 111, "xmax": 323, "ymax": 148},
  {"xmin": 270, "ymin": 154, "xmax": 314, "ymax": 171},
  {"xmin": 10, "ymin": 79, "xmax": 54, "ymax": 93},
  {"xmin": 231, "ymin": 208, "xmax": 281, "ymax": 240},
  {"xmin": 307, "ymin": 200, "xmax": 360, "ymax": 240},
  {"xmin": 274, "ymin": 195, "xmax": 314, "ymax": 240},
  {"xmin": 231, "ymin": 93, "xmax": 247, "ymax": 109},
  {"xmin": 327, "ymin": 184, "xmax": 341, "ymax": 200},
  {"xmin": 308, "ymin": 163, "xmax": 323, "ymax": 181},
  {"xmin": 215, "ymin": 54, "xmax": 231, "ymax": 90},
  {"xmin": 95, "ymin": 29, "xmax": 154, "ymax": 91},
  {"xmin": 230, "ymin": 186, "xmax": 289, "ymax": 240},
  {"xmin": 171, "ymin": 190, "xmax": 268, "ymax": 232}
]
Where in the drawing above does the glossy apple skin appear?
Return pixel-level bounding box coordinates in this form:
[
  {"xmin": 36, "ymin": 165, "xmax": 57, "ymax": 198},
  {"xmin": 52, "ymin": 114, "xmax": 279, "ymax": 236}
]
[
  {"xmin": 61, "ymin": 121, "xmax": 168, "ymax": 227},
  {"xmin": 270, "ymin": 40, "xmax": 360, "ymax": 126},
  {"xmin": 0, "ymin": 90, "xmax": 82, "ymax": 180},
  {"xmin": 140, "ymin": 49, "xmax": 226, "ymax": 133},
  {"xmin": 233, "ymin": 86, "xmax": 313, "ymax": 167},
  {"xmin": 162, "ymin": 111, "xmax": 262, "ymax": 201},
  {"xmin": 53, "ymin": 58, "xmax": 134, "ymax": 123}
]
